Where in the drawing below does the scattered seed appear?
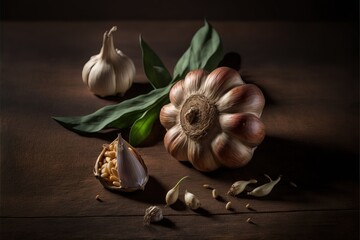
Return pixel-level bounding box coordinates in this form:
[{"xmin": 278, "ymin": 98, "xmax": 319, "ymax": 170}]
[
  {"xmin": 95, "ymin": 194, "xmax": 101, "ymax": 201},
  {"xmin": 246, "ymin": 217, "xmax": 253, "ymax": 224},
  {"xmin": 225, "ymin": 201, "xmax": 232, "ymax": 210},
  {"xmin": 246, "ymin": 203, "xmax": 251, "ymax": 209},
  {"xmin": 212, "ymin": 189, "xmax": 218, "ymax": 199},
  {"xmin": 289, "ymin": 181, "xmax": 298, "ymax": 188}
]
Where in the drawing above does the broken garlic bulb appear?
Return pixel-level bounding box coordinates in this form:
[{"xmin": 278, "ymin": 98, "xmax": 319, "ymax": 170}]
[
  {"xmin": 160, "ymin": 67, "xmax": 265, "ymax": 172},
  {"xmin": 184, "ymin": 190, "xmax": 201, "ymax": 210},
  {"xmin": 82, "ymin": 26, "xmax": 135, "ymax": 97}
]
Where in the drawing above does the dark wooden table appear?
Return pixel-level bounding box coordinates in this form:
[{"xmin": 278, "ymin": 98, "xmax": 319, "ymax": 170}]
[{"xmin": 1, "ymin": 20, "xmax": 359, "ymax": 239}]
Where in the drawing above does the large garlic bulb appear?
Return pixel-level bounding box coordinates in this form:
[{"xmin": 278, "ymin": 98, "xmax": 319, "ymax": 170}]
[
  {"xmin": 82, "ymin": 26, "xmax": 135, "ymax": 97},
  {"xmin": 160, "ymin": 67, "xmax": 265, "ymax": 172}
]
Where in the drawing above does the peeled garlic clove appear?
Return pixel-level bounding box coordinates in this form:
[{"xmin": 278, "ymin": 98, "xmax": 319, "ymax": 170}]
[
  {"xmin": 82, "ymin": 26, "xmax": 135, "ymax": 97},
  {"xmin": 116, "ymin": 134, "xmax": 148, "ymax": 191},
  {"xmin": 144, "ymin": 206, "xmax": 163, "ymax": 225},
  {"xmin": 165, "ymin": 176, "xmax": 189, "ymax": 206},
  {"xmin": 247, "ymin": 174, "xmax": 282, "ymax": 197},
  {"xmin": 184, "ymin": 190, "xmax": 201, "ymax": 210},
  {"xmin": 227, "ymin": 179, "xmax": 258, "ymax": 196}
]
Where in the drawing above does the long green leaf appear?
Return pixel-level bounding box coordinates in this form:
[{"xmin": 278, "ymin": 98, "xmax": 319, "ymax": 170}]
[
  {"xmin": 129, "ymin": 98, "xmax": 167, "ymax": 146},
  {"xmin": 140, "ymin": 35, "xmax": 172, "ymax": 88},
  {"xmin": 173, "ymin": 20, "xmax": 223, "ymax": 81},
  {"xmin": 53, "ymin": 85, "xmax": 171, "ymax": 133}
]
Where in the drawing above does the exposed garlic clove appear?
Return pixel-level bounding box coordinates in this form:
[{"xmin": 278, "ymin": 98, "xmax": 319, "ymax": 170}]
[
  {"xmin": 203, "ymin": 67, "xmax": 244, "ymax": 101},
  {"xmin": 116, "ymin": 134, "xmax": 148, "ymax": 190},
  {"xmin": 219, "ymin": 113, "xmax": 265, "ymax": 147},
  {"xmin": 144, "ymin": 206, "xmax": 163, "ymax": 225},
  {"xmin": 187, "ymin": 140, "xmax": 220, "ymax": 172},
  {"xmin": 165, "ymin": 176, "xmax": 189, "ymax": 206},
  {"xmin": 163, "ymin": 125, "xmax": 188, "ymax": 161},
  {"xmin": 227, "ymin": 179, "xmax": 258, "ymax": 196},
  {"xmin": 169, "ymin": 80, "xmax": 186, "ymax": 107},
  {"xmin": 211, "ymin": 133, "xmax": 253, "ymax": 168},
  {"xmin": 216, "ymin": 84, "xmax": 265, "ymax": 117},
  {"xmin": 184, "ymin": 190, "xmax": 201, "ymax": 210},
  {"xmin": 183, "ymin": 69, "xmax": 207, "ymax": 96},
  {"xmin": 82, "ymin": 26, "xmax": 135, "ymax": 97},
  {"xmin": 160, "ymin": 104, "xmax": 180, "ymax": 130},
  {"xmin": 247, "ymin": 175, "xmax": 282, "ymax": 197}
]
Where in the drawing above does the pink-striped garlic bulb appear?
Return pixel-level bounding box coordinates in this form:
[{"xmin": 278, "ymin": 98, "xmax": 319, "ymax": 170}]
[{"xmin": 159, "ymin": 67, "xmax": 265, "ymax": 172}]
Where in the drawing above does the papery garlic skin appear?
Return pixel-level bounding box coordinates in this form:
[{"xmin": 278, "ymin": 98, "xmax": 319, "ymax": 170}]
[
  {"xmin": 160, "ymin": 67, "xmax": 265, "ymax": 172},
  {"xmin": 144, "ymin": 206, "xmax": 163, "ymax": 225},
  {"xmin": 247, "ymin": 175, "xmax": 281, "ymax": 197},
  {"xmin": 184, "ymin": 190, "xmax": 201, "ymax": 210},
  {"xmin": 82, "ymin": 26, "xmax": 135, "ymax": 97}
]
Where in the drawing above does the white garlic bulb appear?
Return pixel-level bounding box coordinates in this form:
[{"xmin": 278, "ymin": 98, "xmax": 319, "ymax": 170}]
[
  {"xmin": 184, "ymin": 190, "xmax": 201, "ymax": 210},
  {"xmin": 82, "ymin": 26, "xmax": 135, "ymax": 97}
]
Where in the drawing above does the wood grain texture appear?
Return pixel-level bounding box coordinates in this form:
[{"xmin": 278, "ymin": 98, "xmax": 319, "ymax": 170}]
[{"xmin": 0, "ymin": 21, "xmax": 358, "ymax": 239}]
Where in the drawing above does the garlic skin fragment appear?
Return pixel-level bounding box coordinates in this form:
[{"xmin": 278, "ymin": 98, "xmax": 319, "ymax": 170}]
[
  {"xmin": 247, "ymin": 175, "xmax": 282, "ymax": 197},
  {"xmin": 82, "ymin": 26, "xmax": 135, "ymax": 97},
  {"xmin": 144, "ymin": 206, "xmax": 163, "ymax": 225},
  {"xmin": 184, "ymin": 190, "xmax": 201, "ymax": 210},
  {"xmin": 227, "ymin": 179, "xmax": 257, "ymax": 196},
  {"xmin": 160, "ymin": 67, "xmax": 265, "ymax": 172},
  {"xmin": 116, "ymin": 134, "xmax": 148, "ymax": 190},
  {"xmin": 165, "ymin": 176, "xmax": 189, "ymax": 206}
]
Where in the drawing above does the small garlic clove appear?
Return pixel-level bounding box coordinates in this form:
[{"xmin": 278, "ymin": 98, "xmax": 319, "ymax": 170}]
[
  {"xmin": 169, "ymin": 80, "xmax": 186, "ymax": 107},
  {"xmin": 211, "ymin": 132, "xmax": 253, "ymax": 168},
  {"xmin": 183, "ymin": 69, "xmax": 207, "ymax": 96},
  {"xmin": 163, "ymin": 125, "xmax": 189, "ymax": 161},
  {"xmin": 116, "ymin": 134, "xmax": 148, "ymax": 190},
  {"xmin": 247, "ymin": 175, "xmax": 282, "ymax": 197},
  {"xmin": 88, "ymin": 61, "xmax": 116, "ymax": 97},
  {"xmin": 216, "ymin": 84, "xmax": 265, "ymax": 117},
  {"xmin": 219, "ymin": 113, "xmax": 265, "ymax": 147},
  {"xmin": 184, "ymin": 190, "xmax": 201, "ymax": 210},
  {"xmin": 203, "ymin": 67, "xmax": 244, "ymax": 101},
  {"xmin": 227, "ymin": 179, "xmax": 258, "ymax": 196},
  {"xmin": 160, "ymin": 103, "xmax": 180, "ymax": 130},
  {"xmin": 165, "ymin": 176, "xmax": 189, "ymax": 206},
  {"xmin": 144, "ymin": 206, "xmax": 163, "ymax": 225}
]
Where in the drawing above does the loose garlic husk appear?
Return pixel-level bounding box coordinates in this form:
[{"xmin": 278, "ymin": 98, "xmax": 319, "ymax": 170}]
[
  {"xmin": 82, "ymin": 26, "xmax": 135, "ymax": 97},
  {"xmin": 184, "ymin": 190, "xmax": 201, "ymax": 210},
  {"xmin": 160, "ymin": 67, "xmax": 265, "ymax": 172},
  {"xmin": 165, "ymin": 176, "xmax": 189, "ymax": 206},
  {"xmin": 227, "ymin": 179, "xmax": 257, "ymax": 196},
  {"xmin": 144, "ymin": 206, "xmax": 163, "ymax": 225},
  {"xmin": 247, "ymin": 174, "xmax": 281, "ymax": 197}
]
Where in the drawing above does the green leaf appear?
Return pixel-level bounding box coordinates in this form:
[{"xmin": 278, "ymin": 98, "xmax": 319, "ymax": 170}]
[
  {"xmin": 140, "ymin": 35, "xmax": 172, "ymax": 88},
  {"xmin": 129, "ymin": 99, "xmax": 166, "ymax": 146},
  {"xmin": 173, "ymin": 20, "xmax": 223, "ymax": 81},
  {"xmin": 53, "ymin": 85, "xmax": 171, "ymax": 133}
]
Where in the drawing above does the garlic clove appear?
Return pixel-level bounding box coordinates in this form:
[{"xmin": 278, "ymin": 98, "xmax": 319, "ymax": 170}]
[
  {"xmin": 184, "ymin": 190, "xmax": 201, "ymax": 210},
  {"xmin": 219, "ymin": 113, "xmax": 266, "ymax": 147},
  {"xmin": 247, "ymin": 175, "xmax": 282, "ymax": 197},
  {"xmin": 116, "ymin": 134, "xmax": 148, "ymax": 190},
  {"xmin": 165, "ymin": 176, "xmax": 189, "ymax": 206},
  {"xmin": 163, "ymin": 125, "xmax": 189, "ymax": 161},
  {"xmin": 183, "ymin": 69, "xmax": 207, "ymax": 96},
  {"xmin": 203, "ymin": 67, "xmax": 244, "ymax": 101},
  {"xmin": 88, "ymin": 61, "xmax": 116, "ymax": 97},
  {"xmin": 227, "ymin": 179, "xmax": 258, "ymax": 196},
  {"xmin": 160, "ymin": 103, "xmax": 180, "ymax": 130},
  {"xmin": 82, "ymin": 55, "xmax": 100, "ymax": 86},
  {"xmin": 211, "ymin": 132, "xmax": 253, "ymax": 168},
  {"xmin": 216, "ymin": 84, "xmax": 265, "ymax": 117},
  {"xmin": 187, "ymin": 139, "xmax": 220, "ymax": 172},
  {"xmin": 169, "ymin": 80, "xmax": 186, "ymax": 107},
  {"xmin": 113, "ymin": 49, "xmax": 136, "ymax": 96}
]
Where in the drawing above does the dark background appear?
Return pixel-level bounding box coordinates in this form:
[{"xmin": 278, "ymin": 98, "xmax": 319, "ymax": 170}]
[{"xmin": 1, "ymin": 0, "xmax": 358, "ymax": 21}]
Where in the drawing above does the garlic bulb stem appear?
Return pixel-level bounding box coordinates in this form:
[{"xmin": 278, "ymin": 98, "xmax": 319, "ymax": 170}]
[{"xmin": 247, "ymin": 175, "xmax": 282, "ymax": 197}]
